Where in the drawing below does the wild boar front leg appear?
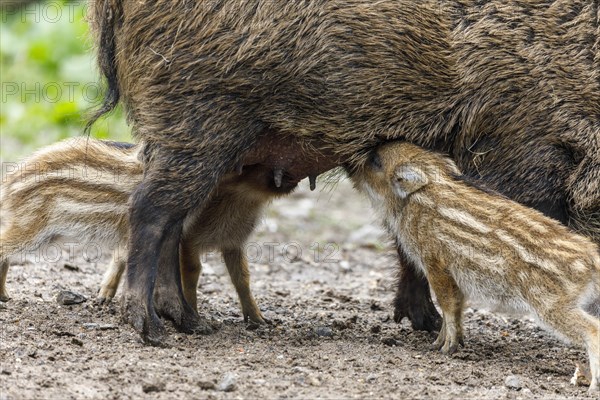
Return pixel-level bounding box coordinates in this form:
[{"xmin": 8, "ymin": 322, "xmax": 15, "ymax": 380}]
[
  {"xmin": 152, "ymin": 212, "xmax": 213, "ymax": 336},
  {"xmin": 549, "ymin": 307, "xmax": 599, "ymax": 393},
  {"xmin": 428, "ymin": 271, "xmax": 465, "ymax": 355},
  {"xmin": 123, "ymin": 172, "xmax": 198, "ymax": 345}
]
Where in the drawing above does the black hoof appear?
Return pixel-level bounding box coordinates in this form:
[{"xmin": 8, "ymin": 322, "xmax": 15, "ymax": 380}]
[
  {"xmin": 181, "ymin": 313, "xmax": 214, "ymax": 335},
  {"xmin": 155, "ymin": 293, "xmax": 213, "ymax": 335},
  {"xmin": 122, "ymin": 295, "xmax": 167, "ymax": 346},
  {"xmin": 393, "ymin": 296, "xmax": 442, "ymax": 332}
]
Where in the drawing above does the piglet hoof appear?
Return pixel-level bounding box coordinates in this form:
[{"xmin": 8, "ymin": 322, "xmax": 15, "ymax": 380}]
[
  {"xmin": 94, "ymin": 297, "xmax": 111, "ymax": 307},
  {"xmin": 0, "ymin": 293, "xmax": 11, "ymax": 302},
  {"xmin": 430, "ymin": 324, "xmax": 446, "ymax": 351},
  {"xmin": 429, "ymin": 341, "xmax": 443, "ymax": 352},
  {"xmin": 122, "ymin": 295, "xmax": 167, "ymax": 346},
  {"xmin": 95, "ymin": 293, "xmax": 114, "ymax": 306},
  {"xmin": 246, "ymin": 314, "xmax": 271, "ymax": 326},
  {"xmin": 96, "ymin": 287, "xmax": 117, "ymax": 305},
  {"xmin": 244, "ymin": 308, "xmax": 270, "ymax": 325},
  {"xmin": 440, "ymin": 341, "xmax": 459, "ymax": 355},
  {"xmin": 432, "ymin": 328, "xmax": 462, "ymax": 355}
]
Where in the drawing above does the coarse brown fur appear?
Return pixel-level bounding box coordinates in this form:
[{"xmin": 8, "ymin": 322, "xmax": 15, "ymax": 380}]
[
  {"xmin": 0, "ymin": 137, "xmax": 293, "ymax": 326},
  {"xmin": 87, "ymin": 0, "xmax": 600, "ymax": 343},
  {"xmin": 353, "ymin": 141, "xmax": 600, "ymax": 392}
]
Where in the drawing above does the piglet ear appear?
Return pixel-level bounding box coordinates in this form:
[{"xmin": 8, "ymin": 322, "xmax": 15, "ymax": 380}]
[{"xmin": 394, "ymin": 164, "xmax": 429, "ymax": 186}]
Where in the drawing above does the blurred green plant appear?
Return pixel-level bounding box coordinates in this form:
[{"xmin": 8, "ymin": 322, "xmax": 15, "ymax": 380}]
[{"xmin": 1, "ymin": 0, "xmax": 130, "ymax": 162}]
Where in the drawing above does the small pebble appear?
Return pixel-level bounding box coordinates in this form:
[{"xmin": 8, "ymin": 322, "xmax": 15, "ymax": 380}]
[
  {"xmin": 56, "ymin": 291, "xmax": 87, "ymax": 306},
  {"xmin": 315, "ymin": 326, "xmax": 333, "ymax": 338},
  {"xmin": 381, "ymin": 337, "xmax": 398, "ymax": 347},
  {"xmin": 370, "ymin": 325, "xmax": 382, "ymax": 334},
  {"xmin": 217, "ymin": 372, "xmax": 237, "ymax": 392},
  {"xmin": 142, "ymin": 381, "xmax": 165, "ymax": 393},
  {"xmin": 197, "ymin": 381, "xmax": 216, "ymax": 390},
  {"xmin": 308, "ymin": 376, "xmax": 322, "ymax": 387},
  {"xmin": 98, "ymin": 324, "xmax": 118, "ymax": 331},
  {"xmin": 505, "ymin": 375, "xmax": 522, "ymax": 390},
  {"xmin": 292, "ymin": 366, "xmax": 309, "ymax": 374},
  {"xmin": 83, "ymin": 323, "xmax": 118, "ymax": 331},
  {"xmin": 339, "ymin": 260, "xmax": 351, "ymax": 270},
  {"xmin": 71, "ymin": 338, "xmax": 84, "ymax": 347},
  {"xmin": 63, "ymin": 263, "xmax": 80, "ymax": 271}
]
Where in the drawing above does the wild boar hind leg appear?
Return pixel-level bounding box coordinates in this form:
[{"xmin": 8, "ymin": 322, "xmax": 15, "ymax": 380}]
[{"xmin": 124, "ymin": 131, "xmax": 255, "ymax": 345}]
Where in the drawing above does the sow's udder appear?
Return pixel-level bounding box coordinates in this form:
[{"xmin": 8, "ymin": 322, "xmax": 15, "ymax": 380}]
[{"xmin": 239, "ymin": 133, "xmax": 341, "ymax": 193}]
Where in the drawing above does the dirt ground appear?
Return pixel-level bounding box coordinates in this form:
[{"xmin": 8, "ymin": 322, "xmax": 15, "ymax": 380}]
[{"xmin": 0, "ymin": 179, "xmax": 596, "ymax": 399}]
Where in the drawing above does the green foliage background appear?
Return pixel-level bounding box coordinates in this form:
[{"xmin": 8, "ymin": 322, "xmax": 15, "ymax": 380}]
[{"xmin": 1, "ymin": 0, "xmax": 130, "ymax": 162}]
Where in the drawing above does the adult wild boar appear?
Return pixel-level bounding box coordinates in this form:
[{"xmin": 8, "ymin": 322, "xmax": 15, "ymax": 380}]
[{"xmin": 88, "ymin": 0, "xmax": 599, "ymax": 344}]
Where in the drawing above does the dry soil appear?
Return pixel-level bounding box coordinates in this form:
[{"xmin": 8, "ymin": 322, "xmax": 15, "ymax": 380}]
[{"xmin": 0, "ymin": 179, "xmax": 596, "ymax": 399}]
